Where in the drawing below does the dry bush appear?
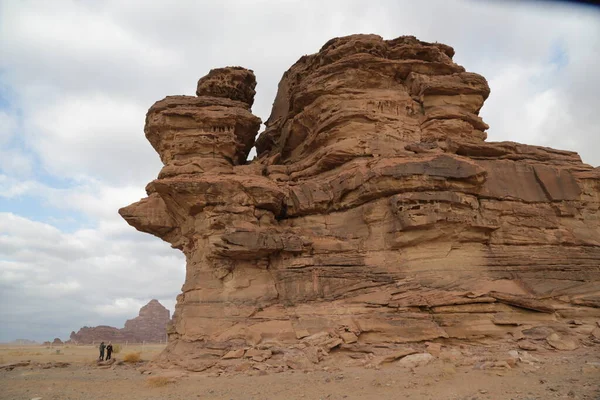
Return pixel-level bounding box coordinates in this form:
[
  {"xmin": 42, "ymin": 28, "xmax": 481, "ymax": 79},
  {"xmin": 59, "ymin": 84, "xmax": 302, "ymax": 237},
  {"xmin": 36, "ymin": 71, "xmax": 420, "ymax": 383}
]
[
  {"xmin": 123, "ymin": 352, "xmax": 141, "ymax": 363},
  {"xmin": 113, "ymin": 344, "xmax": 122, "ymax": 354},
  {"xmin": 146, "ymin": 376, "xmax": 173, "ymax": 387}
]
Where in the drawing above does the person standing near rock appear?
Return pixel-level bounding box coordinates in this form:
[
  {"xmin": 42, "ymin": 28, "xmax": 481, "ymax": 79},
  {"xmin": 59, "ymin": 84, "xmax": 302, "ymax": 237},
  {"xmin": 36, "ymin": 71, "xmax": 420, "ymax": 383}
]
[
  {"xmin": 99, "ymin": 341, "xmax": 106, "ymax": 361},
  {"xmin": 106, "ymin": 342, "xmax": 113, "ymax": 360}
]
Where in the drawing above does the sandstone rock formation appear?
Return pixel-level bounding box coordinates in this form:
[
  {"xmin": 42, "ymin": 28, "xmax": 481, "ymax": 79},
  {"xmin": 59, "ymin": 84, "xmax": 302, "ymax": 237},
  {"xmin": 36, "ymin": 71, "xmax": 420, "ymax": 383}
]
[
  {"xmin": 120, "ymin": 34, "xmax": 600, "ymax": 372},
  {"xmin": 123, "ymin": 299, "xmax": 171, "ymax": 342},
  {"xmin": 69, "ymin": 325, "xmax": 124, "ymax": 344},
  {"xmin": 69, "ymin": 299, "xmax": 170, "ymax": 344}
]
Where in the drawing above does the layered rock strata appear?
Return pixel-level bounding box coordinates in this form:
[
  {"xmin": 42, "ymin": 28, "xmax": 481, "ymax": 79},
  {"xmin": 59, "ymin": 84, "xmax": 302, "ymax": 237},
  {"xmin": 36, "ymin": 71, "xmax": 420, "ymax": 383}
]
[
  {"xmin": 69, "ymin": 299, "xmax": 170, "ymax": 344},
  {"xmin": 120, "ymin": 35, "xmax": 600, "ymax": 372}
]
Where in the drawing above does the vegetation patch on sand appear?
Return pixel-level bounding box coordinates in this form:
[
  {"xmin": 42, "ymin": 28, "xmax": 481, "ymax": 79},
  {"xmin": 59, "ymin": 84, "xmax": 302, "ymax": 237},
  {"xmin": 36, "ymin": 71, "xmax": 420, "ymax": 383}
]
[
  {"xmin": 146, "ymin": 376, "xmax": 173, "ymax": 387},
  {"xmin": 123, "ymin": 352, "xmax": 141, "ymax": 363}
]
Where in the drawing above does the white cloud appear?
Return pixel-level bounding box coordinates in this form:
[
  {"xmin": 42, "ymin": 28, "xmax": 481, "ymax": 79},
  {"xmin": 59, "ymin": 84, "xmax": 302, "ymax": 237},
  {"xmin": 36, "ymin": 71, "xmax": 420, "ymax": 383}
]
[
  {"xmin": 0, "ymin": 174, "xmax": 40, "ymax": 197},
  {"xmin": 0, "ymin": 109, "xmax": 17, "ymax": 144},
  {"xmin": 0, "ymin": 211, "xmax": 184, "ymax": 340},
  {"xmin": 0, "ymin": 110, "xmax": 34, "ymax": 176},
  {"xmin": 0, "ymin": 150, "xmax": 34, "ymax": 177},
  {"xmin": 0, "ymin": 0, "xmax": 182, "ymax": 97},
  {"xmin": 94, "ymin": 298, "xmax": 146, "ymax": 317},
  {"xmin": 28, "ymin": 94, "xmax": 161, "ymax": 184},
  {"xmin": 0, "ymin": 174, "xmax": 147, "ymax": 226}
]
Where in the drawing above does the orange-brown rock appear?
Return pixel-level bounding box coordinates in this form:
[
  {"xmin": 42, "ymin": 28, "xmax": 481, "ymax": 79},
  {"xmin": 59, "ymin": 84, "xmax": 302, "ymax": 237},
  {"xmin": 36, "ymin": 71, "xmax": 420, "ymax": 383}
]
[
  {"xmin": 123, "ymin": 299, "xmax": 171, "ymax": 341},
  {"xmin": 69, "ymin": 300, "xmax": 170, "ymax": 344},
  {"xmin": 120, "ymin": 36, "xmax": 600, "ymax": 372}
]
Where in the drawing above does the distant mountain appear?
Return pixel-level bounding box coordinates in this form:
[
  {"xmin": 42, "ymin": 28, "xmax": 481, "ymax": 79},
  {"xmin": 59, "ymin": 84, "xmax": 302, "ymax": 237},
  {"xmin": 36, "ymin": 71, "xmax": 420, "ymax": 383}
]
[
  {"xmin": 69, "ymin": 299, "xmax": 171, "ymax": 344},
  {"xmin": 9, "ymin": 339, "xmax": 38, "ymax": 345}
]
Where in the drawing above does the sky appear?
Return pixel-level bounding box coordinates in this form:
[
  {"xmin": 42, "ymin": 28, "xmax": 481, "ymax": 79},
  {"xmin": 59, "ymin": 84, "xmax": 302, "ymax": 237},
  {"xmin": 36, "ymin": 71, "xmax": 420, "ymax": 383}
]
[{"xmin": 0, "ymin": 0, "xmax": 599, "ymax": 342}]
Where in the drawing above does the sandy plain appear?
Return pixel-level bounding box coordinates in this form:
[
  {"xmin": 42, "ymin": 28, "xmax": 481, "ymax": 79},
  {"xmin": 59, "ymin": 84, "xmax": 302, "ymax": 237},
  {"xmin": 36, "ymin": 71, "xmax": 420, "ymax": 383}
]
[{"xmin": 1, "ymin": 343, "xmax": 599, "ymax": 400}]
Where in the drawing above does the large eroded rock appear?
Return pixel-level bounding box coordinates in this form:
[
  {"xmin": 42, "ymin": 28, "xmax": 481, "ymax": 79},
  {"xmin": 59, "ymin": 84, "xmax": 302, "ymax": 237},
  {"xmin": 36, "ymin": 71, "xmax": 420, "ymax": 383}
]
[{"xmin": 120, "ymin": 36, "xmax": 600, "ymax": 371}]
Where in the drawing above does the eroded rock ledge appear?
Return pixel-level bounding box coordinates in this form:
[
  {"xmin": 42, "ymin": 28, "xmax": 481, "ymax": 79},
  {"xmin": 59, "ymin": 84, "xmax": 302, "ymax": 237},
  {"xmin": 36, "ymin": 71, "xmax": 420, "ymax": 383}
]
[{"xmin": 120, "ymin": 34, "xmax": 600, "ymax": 373}]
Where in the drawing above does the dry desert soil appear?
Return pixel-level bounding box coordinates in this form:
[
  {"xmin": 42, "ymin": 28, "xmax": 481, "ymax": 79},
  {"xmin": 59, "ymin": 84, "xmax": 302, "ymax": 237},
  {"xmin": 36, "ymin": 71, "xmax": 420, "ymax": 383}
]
[{"xmin": 0, "ymin": 343, "xmax": 599, "ymax": 400}]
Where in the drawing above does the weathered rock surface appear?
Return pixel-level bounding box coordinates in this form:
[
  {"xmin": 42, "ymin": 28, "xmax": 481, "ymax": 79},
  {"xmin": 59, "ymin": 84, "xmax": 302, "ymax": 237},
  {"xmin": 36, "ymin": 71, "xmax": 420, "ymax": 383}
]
[
  {"xmin": 120, "ymin": 35, "xmax": 600, "ymax": 372},
  {"xmin": 69, "ymin": 300, "xmax": 170, "ymax": 344}
]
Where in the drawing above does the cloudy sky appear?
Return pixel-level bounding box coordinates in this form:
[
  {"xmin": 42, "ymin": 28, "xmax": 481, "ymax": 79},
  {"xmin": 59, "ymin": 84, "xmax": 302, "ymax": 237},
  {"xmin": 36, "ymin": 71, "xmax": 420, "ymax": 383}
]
[{"xmin": 0, "ymin": 0, "xmax": 599, "ymax": 342}]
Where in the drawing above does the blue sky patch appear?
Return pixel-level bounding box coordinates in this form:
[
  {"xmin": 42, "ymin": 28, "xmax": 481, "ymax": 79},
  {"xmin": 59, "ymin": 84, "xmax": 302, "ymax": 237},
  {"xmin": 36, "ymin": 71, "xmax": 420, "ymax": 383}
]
[
  {"xmin": 0, "ymin": 195, "xmax": 90, "ymax": 233},
  {"xmin": 549, "ymin": 39, "xmax": 568, "ymax": 70}
]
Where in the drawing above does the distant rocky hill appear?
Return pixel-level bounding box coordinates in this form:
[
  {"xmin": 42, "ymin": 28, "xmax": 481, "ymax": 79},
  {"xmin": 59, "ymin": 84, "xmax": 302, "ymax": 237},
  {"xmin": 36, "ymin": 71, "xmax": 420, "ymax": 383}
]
[
  {"xmin": 69, "ymin": 299, "xmax": 170, "ymax": 344},
  {"xmin": 9, "ymin": 339, "xmax": 38, "ymax": 345}
]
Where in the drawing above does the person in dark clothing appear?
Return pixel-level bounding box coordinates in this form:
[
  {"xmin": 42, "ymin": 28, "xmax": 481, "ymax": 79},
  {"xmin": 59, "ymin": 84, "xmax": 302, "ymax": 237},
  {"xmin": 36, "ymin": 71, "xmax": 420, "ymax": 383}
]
[
  {"xmin": 99, "ymin": 341, "xmax": 106, "ymax": 361},
  {"xmin": 106, "ymin": 342, "xmax": 113, "ymax": 360}
]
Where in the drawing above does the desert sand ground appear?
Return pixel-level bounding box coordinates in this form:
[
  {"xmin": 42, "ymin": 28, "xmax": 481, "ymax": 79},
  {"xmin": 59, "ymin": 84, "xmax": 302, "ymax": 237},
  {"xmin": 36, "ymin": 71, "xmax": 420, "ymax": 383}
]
[{"xmin": 0, "ymin": 343, "xmax": 599, "ymax": 400}]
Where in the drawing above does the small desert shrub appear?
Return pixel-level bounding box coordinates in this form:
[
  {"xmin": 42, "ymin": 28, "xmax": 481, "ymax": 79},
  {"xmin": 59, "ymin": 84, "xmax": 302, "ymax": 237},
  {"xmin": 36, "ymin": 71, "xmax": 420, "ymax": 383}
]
[
  {"xmin": 123, "ymin": 352, "xmax": 141, "ymax": 363},
  {"xmin": 112, "ymin": 344, "xmax": 122, "ymax": 354},
  {"xmin": 146, "ymin": 376, "xmax": 172, "ymax": 387}
]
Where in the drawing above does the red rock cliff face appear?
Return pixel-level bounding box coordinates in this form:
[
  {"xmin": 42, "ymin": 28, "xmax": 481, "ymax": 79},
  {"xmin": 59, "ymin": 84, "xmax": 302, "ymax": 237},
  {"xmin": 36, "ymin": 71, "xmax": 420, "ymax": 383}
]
[{"xmin": 120, "ymin": 35, "xmax": 600, "ymax": 372}]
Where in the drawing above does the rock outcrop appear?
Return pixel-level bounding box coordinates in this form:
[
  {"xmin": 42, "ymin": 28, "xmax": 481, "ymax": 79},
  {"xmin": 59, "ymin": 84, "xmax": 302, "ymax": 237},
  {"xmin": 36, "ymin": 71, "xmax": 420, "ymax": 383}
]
[
  {"xmin": 69, "ymin": 299, "xmax": 170, "ymax": 344},
  {"xmin": 123, "ymin": 299, "xmax": 171, "ymax": 341},
  {"xmin": 120, "ymin": 35, "xmax": 600, "ymax": 372}
]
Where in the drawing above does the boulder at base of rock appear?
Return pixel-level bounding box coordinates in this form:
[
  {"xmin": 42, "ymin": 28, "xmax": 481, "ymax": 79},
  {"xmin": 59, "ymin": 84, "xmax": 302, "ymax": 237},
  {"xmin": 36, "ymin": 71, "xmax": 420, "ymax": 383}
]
[
  {"xmin": 517, "ymin": 340, "xmax": 540, "ymax": 351},
  {"xmin": 397, "ymin": 353, "xmax": 435, "ymax": 368},
  {"xmin": 546, "ymin": 333, "xmax": 579, "ymax": 351},
  {"xmin": 222, "ymin": 349, "xmax": 245, "ymax": 359}
]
